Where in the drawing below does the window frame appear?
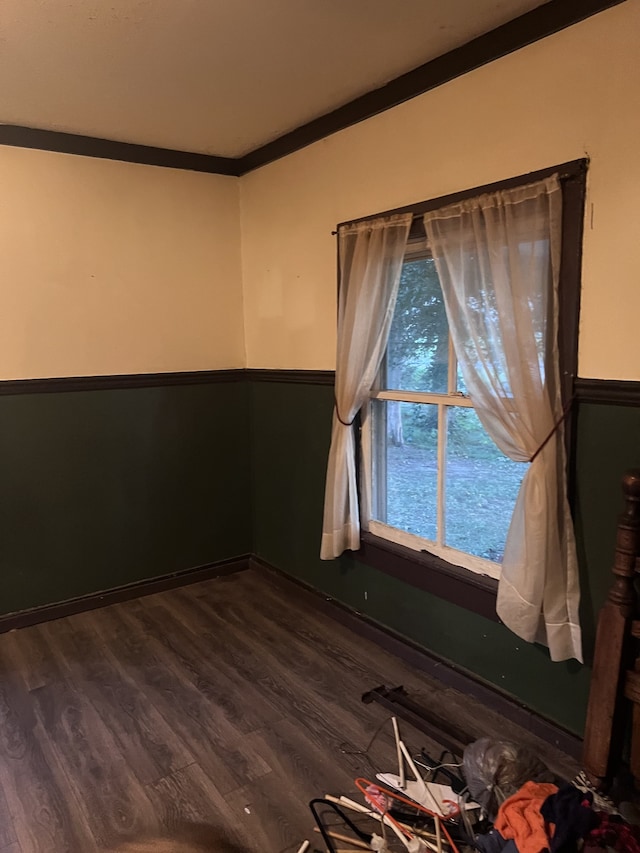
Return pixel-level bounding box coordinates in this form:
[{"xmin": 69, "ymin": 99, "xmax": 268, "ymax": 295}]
[
  {"xmin": 365, "ymin": 241, "xmax": 509, "ymax": 580},
  {"xmin": 340, "ymin": 159, "xmax": 588, "ymax": 617}
]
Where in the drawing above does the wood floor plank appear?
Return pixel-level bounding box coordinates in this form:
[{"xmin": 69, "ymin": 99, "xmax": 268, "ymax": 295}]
[
  {"xmin": 0, "ymin": 770, "xmax": 17, "ymax": 848},
  {"xmin": 87, "ymin": 605, "xmax": 271, "ymax": 793},
  {"xmin": 144, "ymin": 762, "xmax": 248, "ymax": 850},
  {"xmin": 165, "ymin": 590, "xmax": 410, "ymax": 776},
  {"xmin": 39, "ymin": 615, "xmax": 195, "ymax": 787},
  {"xmin": 232, "ymin": 718, "xmax": 403, "ymax": 848},
  {"xmin": 175, "ymin": 583, "xmax": 405, "ymax": 761},
  {"xmin": 0, "ymin": 568, "xmax": 578, "ymax": 852},
  {"xmin": 154, "ymin": 593, "xmax": 287, "ymax": 728},
  {"xmin": 223, "ymin": 774, "xmax": 317, "ymax": 853},
  {"xmin": 205, "ymin": 570, "xmax": 438, "ymax": 710},
  {"xmin": 243, "ymin": 717, "xmax": 358, "ymax": 799},
  {"xmin": 218, "ymin": 570, "xmax": 435, "ymax": 690},
  {"xmin": 0, "ymin": 625, "xmax": 65, "ymax": 691},
  {"xmin": 30, "ymin": 677, "xmax": 156, "ymax": 849},
  {"xmin": 123, "ymin": 596, "xmax": 283, "ymax": 734},
  {"xmin": 202, "ymin": 572, "xmax": 581, "ymax": 776},
  {"xmin": 248, "ymin": 573, "xmax": 582, "ymax": 775},
  {"xmin": 0, "ymin": 667, "xmax": 94, "ymax": 852},
  {"xmin": 196, "ymin": 575, "xmax": 392, "ymax": 706},
  {"xmin": 112, "ymin": 602, "xmax": 274, "ymax": 783}
]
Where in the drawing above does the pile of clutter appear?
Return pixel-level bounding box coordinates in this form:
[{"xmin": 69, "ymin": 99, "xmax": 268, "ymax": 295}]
[
  {"xmin": 465, "ymin": 739, "xmax": 638, "ymax": 853},
  {"xmin": 306, "ymin": 720, "xmax": 640, "ymax": 853}
]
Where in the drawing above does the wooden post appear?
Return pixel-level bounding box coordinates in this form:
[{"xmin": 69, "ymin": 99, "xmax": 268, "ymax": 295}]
[{"xmin": 582, "ymin": 470, "xmax": 640, "ymax": 788}]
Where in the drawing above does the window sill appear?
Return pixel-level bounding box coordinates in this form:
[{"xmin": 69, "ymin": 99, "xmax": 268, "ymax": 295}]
[{"xmin": 357, "ymin": 532, "xmax": 499, "ymax": 622}]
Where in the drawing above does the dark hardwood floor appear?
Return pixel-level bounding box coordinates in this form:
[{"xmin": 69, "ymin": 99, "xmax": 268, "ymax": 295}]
[{"xmin": 0, "ymin": 568, "xmax": 579, "ymax": 852}]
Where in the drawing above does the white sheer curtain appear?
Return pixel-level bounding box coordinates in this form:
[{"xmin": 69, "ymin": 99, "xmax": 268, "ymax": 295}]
[
  {"xmin": 320, "ymin": 213, "xmax": 412, "ymax": 560},
  {"xmin": 423, "ymin": 177, "xmax": 582, "ymax": 662}
]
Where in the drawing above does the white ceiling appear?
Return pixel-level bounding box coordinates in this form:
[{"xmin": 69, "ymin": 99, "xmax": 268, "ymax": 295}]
[{"xmin": 0, "ymin": 0, "xmax": 547, "ymax": 158}]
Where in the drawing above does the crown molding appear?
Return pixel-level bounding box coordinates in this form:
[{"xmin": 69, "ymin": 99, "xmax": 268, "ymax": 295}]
[
  {"xmin": 0, "ymin": 125, "xmax": 240, "ymax": 175},
  {"xmin": 0, "ymin": 0, "xmax": 625, "ymax": 176},
  {"xmin": 237, "ymin": 0, "xmax": 626, "ymax": 174}
]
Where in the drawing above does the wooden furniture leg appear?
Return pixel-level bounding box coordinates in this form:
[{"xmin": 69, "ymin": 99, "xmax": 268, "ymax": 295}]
[
  {"xmin": 582, "ymin": 470, "xmax": 640, "ymax": 789},
  {"xmin": 625, "ymin": 651, "xmax": 640, "ymax": 789}
]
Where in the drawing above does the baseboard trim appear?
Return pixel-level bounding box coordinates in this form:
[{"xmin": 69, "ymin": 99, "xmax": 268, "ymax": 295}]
[
  {"xmin": 0, "ymin": 555, "xmax": 250, "ymax": 634},
  {"xmin": 249, "ymin": 555, "xmax": 583, "ymax": 760}
]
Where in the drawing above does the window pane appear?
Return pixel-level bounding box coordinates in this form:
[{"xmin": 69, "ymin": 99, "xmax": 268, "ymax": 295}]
[
  {"xmin": 384, "ymin": 256, "xmax": 449, "ymax": 394},
  {"xmin": 371, "ymin": 400, "xmax": 437, "ymax": 541},
  {"xmin": 445, "ymin": 407, "xmax": 527, "ymax": 563}
]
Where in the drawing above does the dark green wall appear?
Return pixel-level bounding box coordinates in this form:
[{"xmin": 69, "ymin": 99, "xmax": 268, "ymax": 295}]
[
  {"xmin": 2, "ymin": 374, "xmax": 638, "ymax": 736},
  {"xmin": 0, "ymin": 380, "xmax": 251, "ymax": 614},
  {"xmin": 573, "ymin": 403, "xmax": 640, "ymax": 649},
  {"xmin": 249, "ymin": 379, "xmax": 640, "ymax": 735}
]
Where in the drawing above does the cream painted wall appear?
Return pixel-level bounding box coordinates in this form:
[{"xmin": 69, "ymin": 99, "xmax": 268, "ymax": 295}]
[
  {"xmin": 0, "ymin": 147, "xmax": 244, "ymax": 379},
  {"xmin": 239, "ymin": 0, "xmax": 640, "ymax": 380}
]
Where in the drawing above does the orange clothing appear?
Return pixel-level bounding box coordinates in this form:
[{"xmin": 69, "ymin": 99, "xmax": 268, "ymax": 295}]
[{"xmin": 494, "ymin": 781, "xmax": 559, "ymax": 853}]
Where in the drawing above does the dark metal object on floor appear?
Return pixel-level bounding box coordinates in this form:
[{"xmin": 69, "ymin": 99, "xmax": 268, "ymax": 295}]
[{"xmin": 362, "ymin": 684, "xmax": 471, "ymax": 758}]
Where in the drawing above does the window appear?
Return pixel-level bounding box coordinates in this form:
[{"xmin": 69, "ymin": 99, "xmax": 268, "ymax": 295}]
[
  {"xmin": 350, "ymin": 161, "xmax": 586, "ymax": 605},
  {"xmin": 364, "ymin": 242, "xmax": 528, "ymax": 579},
  {"xmin": 321, "ymin": 159, "xmax": 586, "ymax": 655}
]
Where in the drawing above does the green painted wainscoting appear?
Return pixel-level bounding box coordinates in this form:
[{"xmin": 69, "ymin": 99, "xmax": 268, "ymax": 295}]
[
  {"xmin": 1, "ymin": 372, "xmax": 637, "ymax": 737},
  {"xmin": 0, "ymin": 378, "xmax": 251, "ymax": 615},
  {"xmin": 249, "ymin": 377, "xmax": 640, "ymax": 736}
]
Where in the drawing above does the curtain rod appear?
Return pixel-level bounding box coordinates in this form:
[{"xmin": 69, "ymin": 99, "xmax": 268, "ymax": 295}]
[{"xmin": 331, "ymin": 157, "xmax": 588, "ymax": 235}]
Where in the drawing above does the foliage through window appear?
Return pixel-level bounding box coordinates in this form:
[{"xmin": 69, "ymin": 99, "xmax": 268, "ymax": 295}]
[{"xmin": 365, "ymin": 241, "xmax": 529, "ymax": 579}]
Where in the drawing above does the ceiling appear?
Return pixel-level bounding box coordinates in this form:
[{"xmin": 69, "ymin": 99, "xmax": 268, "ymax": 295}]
[{"xmin": 0, "ymin": 0, "xmax": 552, "ymax": 158}]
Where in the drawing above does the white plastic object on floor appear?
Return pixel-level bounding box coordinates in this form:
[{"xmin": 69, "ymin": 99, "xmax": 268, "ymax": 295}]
[
  {"xmin": 392, "ymin": 716, "xmax": 406, "ymax": 790},
  {"xmin": 376, "ymin": 772, "xmax": 477, "ymax": 818},
  {"xmin": 376, "ymin": 746, "xmax": 442, "ymax": 816},
  {"xmin": 378, "ymin": 735, "xmax": 479, "ymax": 817},
  {"xmin": 382, "ymin": 720, "xmax": 444, "ymax": 816}
]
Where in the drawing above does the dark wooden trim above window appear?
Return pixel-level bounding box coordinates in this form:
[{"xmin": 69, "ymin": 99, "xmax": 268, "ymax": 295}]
[
  {"xmin": 337, "ymin": 159, "xmax": 588, "ymax": 231},
  {"xmin": 357, "ymin": 533, "xmax": 499, "ymax": 622}
]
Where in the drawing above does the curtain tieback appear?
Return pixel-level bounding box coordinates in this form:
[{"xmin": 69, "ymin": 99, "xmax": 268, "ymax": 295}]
[
  {"xmin": 334, "ymin": 400, "xmax": 356, "ymax": 427},
  {"xmin": 529, "ymin": 396, "xmax": 575, "ymax": 464}
]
